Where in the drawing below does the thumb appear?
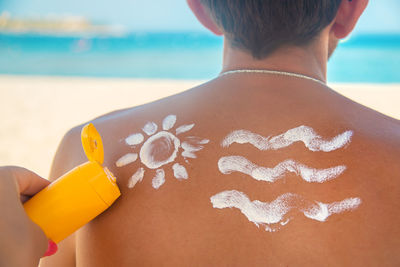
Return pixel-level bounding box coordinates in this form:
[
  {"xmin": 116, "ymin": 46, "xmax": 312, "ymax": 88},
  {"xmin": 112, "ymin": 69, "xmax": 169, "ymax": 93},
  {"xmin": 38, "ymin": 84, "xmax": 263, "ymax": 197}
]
[{"xmin": 0, "ymin": 166, "xmax": 50, "ymax": 202}]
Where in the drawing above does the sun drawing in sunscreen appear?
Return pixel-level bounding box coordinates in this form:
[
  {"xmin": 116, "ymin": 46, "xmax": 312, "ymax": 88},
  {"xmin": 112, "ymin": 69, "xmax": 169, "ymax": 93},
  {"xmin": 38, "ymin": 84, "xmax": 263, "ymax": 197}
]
[{"xmin": 116, "ymin": 114, "xmax": 209, "ymax": 189}]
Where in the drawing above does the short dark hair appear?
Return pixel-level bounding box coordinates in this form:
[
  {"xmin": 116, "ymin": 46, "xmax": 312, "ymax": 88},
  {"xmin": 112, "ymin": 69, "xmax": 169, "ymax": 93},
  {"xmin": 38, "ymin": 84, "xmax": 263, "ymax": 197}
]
[{"xmin": 201, "ymin": 0, "xmax": 342, "ymax": 59}]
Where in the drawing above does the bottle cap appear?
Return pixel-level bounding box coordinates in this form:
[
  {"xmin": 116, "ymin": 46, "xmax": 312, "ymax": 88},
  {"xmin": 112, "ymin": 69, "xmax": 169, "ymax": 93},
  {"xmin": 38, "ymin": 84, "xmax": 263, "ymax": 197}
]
[
  {"xmin": 81, "ymin": 123, "xmax": 104, "ymax": 165},
  {"xmin": 81, "ymin": 123, "xmax": 120, "ymax": 206}
]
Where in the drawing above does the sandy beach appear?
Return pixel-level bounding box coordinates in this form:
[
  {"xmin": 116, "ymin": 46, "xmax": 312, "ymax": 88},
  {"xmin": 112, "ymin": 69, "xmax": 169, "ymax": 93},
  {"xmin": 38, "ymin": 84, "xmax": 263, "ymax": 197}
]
[{"xmin": 1, "ymin": 74, "xmax": 399, "ymax": 178}]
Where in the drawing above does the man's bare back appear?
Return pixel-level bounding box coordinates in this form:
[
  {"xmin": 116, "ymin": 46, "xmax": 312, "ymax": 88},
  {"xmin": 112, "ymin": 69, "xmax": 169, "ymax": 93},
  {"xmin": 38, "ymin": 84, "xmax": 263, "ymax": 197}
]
[
  {"xmin": 41, "ymin": 75, "xmax": 400, "ymax": 266},
  {"xmin": 40, "ymin": 1, "xmax": 400, "ymax": 265}
]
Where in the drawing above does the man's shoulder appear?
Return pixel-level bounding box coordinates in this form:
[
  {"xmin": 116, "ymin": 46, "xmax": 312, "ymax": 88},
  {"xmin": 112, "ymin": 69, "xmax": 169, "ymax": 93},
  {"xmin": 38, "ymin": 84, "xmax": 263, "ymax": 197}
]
[
  {"xmin": 331, "ymin": 88, "xmax": 400, "ymax": 155},
  {"xmin": 358, "ymin": 112, "xmax": 400, "ymax": 153},
  {"xmin": 53, "ymin": 88, "xmax": 196, "ymax": 168}
]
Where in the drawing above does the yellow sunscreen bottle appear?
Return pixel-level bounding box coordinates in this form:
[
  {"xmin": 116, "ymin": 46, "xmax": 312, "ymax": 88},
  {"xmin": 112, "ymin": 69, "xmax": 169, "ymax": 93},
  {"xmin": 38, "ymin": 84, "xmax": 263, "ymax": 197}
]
[{"xmin": 23, "ymin": 123, "xmax": 121, "ymax": 244}]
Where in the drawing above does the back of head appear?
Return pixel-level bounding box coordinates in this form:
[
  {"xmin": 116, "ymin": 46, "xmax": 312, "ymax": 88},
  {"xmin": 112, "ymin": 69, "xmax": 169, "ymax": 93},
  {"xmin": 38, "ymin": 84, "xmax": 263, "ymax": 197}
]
[{"xmin": 201, "ymin": 0, "xmax": 342, "ymax": 59}]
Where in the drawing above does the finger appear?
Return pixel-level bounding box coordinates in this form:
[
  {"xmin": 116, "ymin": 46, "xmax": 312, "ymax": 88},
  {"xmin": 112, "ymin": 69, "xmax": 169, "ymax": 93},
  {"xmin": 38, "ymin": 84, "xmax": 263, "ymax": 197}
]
[{"xmin": 1, "ymin": 166, "xmax": 50, "ymax": 197}]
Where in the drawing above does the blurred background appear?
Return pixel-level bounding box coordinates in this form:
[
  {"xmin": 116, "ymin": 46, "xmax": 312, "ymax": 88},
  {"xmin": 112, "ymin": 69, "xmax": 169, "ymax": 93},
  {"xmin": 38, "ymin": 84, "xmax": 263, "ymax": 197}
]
[
  {"xmin": 0, "ymin": 0, "xmax": 399, "ymax": 177},
  {"xmin": 0, "ymin": 0, "xmax": 399, "ymax": 81}
]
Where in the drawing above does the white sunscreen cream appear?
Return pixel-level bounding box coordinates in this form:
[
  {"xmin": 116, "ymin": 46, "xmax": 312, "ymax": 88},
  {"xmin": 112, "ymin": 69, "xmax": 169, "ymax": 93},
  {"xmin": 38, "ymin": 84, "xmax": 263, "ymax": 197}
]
[
  {"xmin": 139, "ymin": 131, "xmax": 181, "ymax": 169},
  {"xmin": 176, "ymin": 124, "xmax": 195, "ymax": 135},
  {"xmin": 142, "ymin": 122, "xmax": 158, "ymax": 135},
  {"xmin": 116, "ymin": 153, "xmax": 138, "ymax": 167},
  {"xmin": 218, "ymin": 155, "xmax": 346, "ymax": 183},
  {"xmin": 125, "ymin": 133, "xmax": 144, "ymax": 146},
  {"xmin": 127, "ymin": 167, "xmax": 145, "ymax": 188},
  {"xmin": 152, "ymin": 169, "xmax": 165, "ymax": 189},
  {"xmin": 181, "ymin": 141, "xmax": 204, "ymax": 159},
  {"xmin": 210, "ymin": 190, "xmax": 361, "ymax": 232},
  {"xmin": 117, "ymin": 114, "xmax": 209, "ymax": 189},
  {"xmin": 162, "ymin": 114, "xmax": 177, "ymax": 131},
  {"xmin": 222, "ymin": 126, "xmax": 353, "ymax": 152},
  {"xmin": 173, "ymin": 163, "xmax": 189, "ymax": 180}
]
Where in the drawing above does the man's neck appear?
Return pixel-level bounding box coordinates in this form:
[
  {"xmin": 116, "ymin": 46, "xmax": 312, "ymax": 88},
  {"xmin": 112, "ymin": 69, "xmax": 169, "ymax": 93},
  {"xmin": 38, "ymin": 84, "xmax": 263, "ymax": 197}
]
[{"xmin": 221, "ymin": 37, "xmax": 329, "ymax": 83}]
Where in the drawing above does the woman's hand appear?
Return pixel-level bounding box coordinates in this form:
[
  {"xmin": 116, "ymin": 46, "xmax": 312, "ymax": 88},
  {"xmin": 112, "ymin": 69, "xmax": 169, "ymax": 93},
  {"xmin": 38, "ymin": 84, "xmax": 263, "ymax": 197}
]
[{"xmin": 0, "ymin": 166, "xmax": 51, "ymax": 267}]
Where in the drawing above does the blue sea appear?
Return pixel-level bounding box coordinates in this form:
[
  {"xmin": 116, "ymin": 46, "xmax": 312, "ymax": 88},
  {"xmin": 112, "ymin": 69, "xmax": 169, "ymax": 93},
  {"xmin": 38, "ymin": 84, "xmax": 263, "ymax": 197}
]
[{"xmin": 0, "ymin": 32, "xmax": 399, "ymax": 83}]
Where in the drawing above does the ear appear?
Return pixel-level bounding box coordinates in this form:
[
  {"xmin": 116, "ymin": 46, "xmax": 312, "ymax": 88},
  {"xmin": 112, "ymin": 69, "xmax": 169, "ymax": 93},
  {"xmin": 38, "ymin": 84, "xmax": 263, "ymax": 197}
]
[
  {"xmin": 331, "ymin": 0, "xmax": 368, "ymax": 39},
  {"xmin": 187, "ymin": 0, "xmax": 223, "ymax": 36}
]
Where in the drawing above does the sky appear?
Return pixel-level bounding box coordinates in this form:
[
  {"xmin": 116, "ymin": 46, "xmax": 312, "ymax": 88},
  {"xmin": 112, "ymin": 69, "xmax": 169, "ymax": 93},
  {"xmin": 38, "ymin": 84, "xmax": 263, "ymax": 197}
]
[{"xmin": 1, "ymin": 0, "xmax": 400, "ymax": 34}]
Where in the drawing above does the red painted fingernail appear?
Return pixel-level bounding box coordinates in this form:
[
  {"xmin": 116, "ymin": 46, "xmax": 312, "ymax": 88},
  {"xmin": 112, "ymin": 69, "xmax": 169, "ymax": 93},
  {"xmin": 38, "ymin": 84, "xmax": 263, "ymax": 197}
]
[{"xmin": 43, "ymin": 240, "xmax": 58, "ymax": 257}]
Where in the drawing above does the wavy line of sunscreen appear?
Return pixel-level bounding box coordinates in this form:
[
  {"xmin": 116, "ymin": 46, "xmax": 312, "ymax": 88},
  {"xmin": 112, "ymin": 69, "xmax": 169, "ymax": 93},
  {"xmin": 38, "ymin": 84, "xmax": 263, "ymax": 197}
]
[
  {"xmin": 210, "ymin": 190, "xmax": 361, "ymax": 232},
  {"xmin": 218, "ymin": 156, "xmax": 346, "ymax": 183},
  {"xmin": 222, "ymin": 126, "xmax": 353, "ymax": 152}
]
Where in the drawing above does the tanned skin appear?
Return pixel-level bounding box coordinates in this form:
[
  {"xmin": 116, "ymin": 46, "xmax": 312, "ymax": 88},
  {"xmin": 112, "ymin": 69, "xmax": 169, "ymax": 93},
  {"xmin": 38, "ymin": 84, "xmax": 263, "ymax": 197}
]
[{"xmin": 41, "ymin": 0, "xmax": 400, "ymax": 266}]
